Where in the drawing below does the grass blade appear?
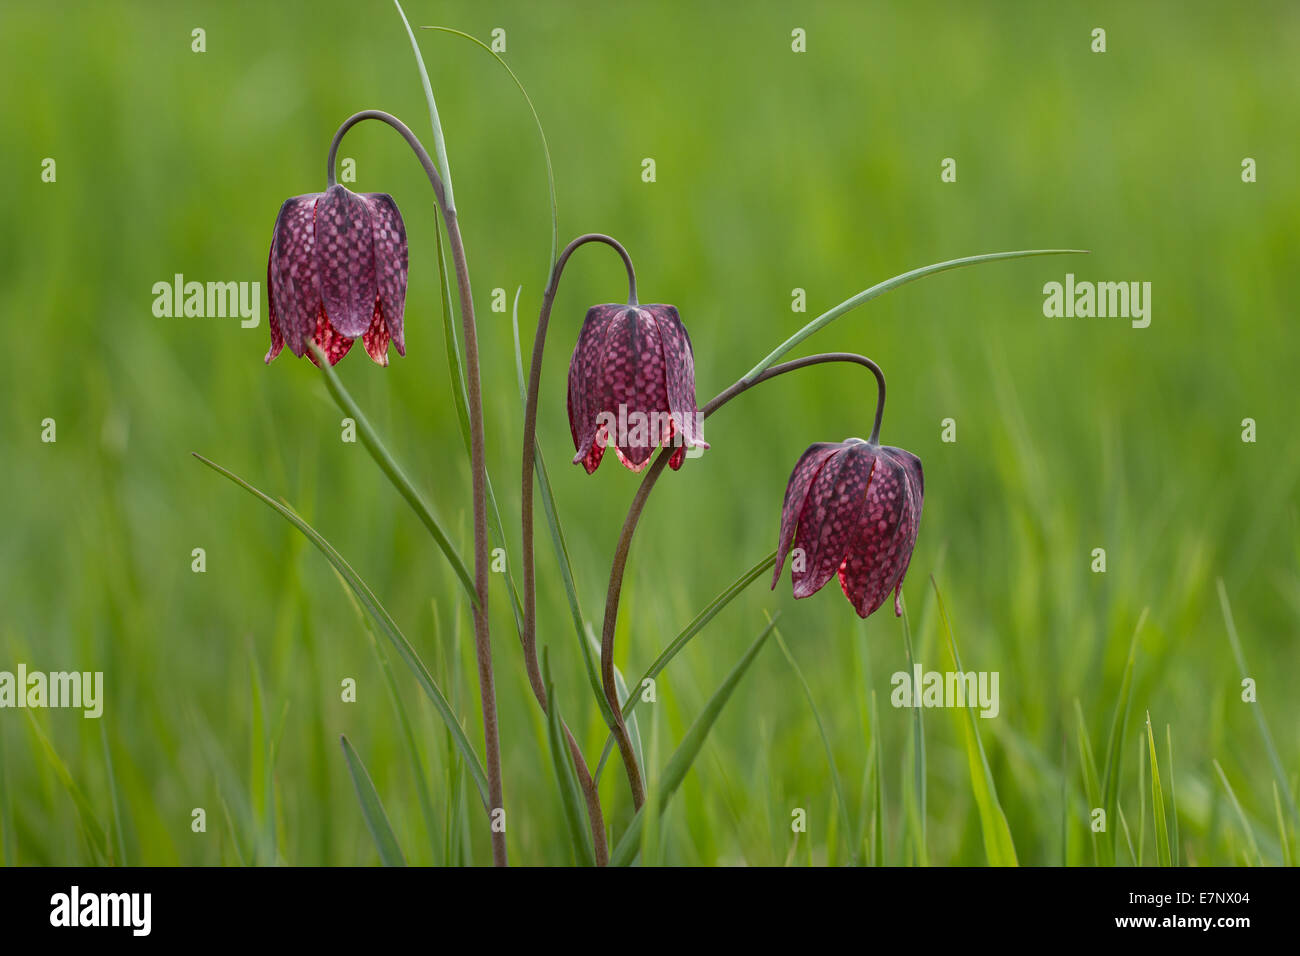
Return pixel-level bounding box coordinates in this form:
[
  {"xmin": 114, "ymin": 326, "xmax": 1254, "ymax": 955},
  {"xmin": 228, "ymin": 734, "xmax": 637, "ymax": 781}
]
[
  {"xmin": 1146, "ymin": 713, "xmax": 1171, "ymax": 866},
  {"xmin": 313, "ymin": 346, "xmax": 477, "ymax": 605},
  {"xmin": 1213, "ymin": 758, "xmax": 1262, "ymax": 865},
  {"xmin": 0, "ymin": 729, "xmax": 14, "ymax": 864},
  {"xmin": 193, "ymin": 452, "xmax": 489, "ymax": 806},
  {"xmin": 932, "ymin": 577, "xmax": 1018, "ymax": 866},
  {"xmin": 899, "ymin": 596, "xmax": 927, "ymax": 866},
  {"xmin": 1117, "ymin": 804, "xmax": 1138, "ymax": 865},
  {"xmin": 423, "ymin": 27, "xmax": 558, "ymax": 272},
  {"xmin": 543, "ymin": 651, "xmax": 596, "ymax": 866},
  {"xmin": 1102, "ymin": 609, "xmax": 1147, "ymax": 861},
  {"xmin": 610, "ymin": 615, "xmax": 778, "ymax": 866},
  {"xmin": 1072, "ymin": 699, "xmax": 1107, "ymax": 865},
  {"xmin": 1059, "ymin": 734, "xmax": 1068, "ymax": 866},
  {"xmin": 595, "ymin": 551, "xmax": 776, "ymax": 778},
  {"xmin": 100, "ymin": 723, "xmax": 127, "ymax": 867},
  {"xmin": 773, "ymin": 623, "xmax": 857, "ymax": 865},
  {"xmin": 26, "ymin": 714, "xmax": 109, "ymax": 863},
  {"xmin": 334, "ymin": 567, "xmax": 441, "ymax": 861},
  {"xmin": 745, "ymin": 249, "xmax": 1088, "ymax": 379},
  {"xmin": 340, "ymin": 735, "xmax": 407, "ymax": 866},
  {"xmin": 1166, "ymin": 725, "xmax": 1180, "ymax": 867},
  {"xmin": 393, "ymin": 0, "xmax": 455, "ymax": 210},
  {"xmin": 870, "ymin": 690, "xmax": 885, "ymax": 866},
  {"xmin": 435, "ymin": 221, "xmax": 473, "ymax": 454},
  {"xmin": 1217, "ymin": 578, "xmax": 1299, "ymax": 824},
  {"xmin": 1274, "ymin": 781, "xmax": 1293, "ymax": 867}
]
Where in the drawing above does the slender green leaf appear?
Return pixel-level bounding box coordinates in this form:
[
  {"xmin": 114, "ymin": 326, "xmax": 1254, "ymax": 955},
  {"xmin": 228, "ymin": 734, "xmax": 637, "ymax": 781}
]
[
  {"xmin": 1166, "ymin": 724, "xmax": 1180, "ymax": 867},
  {"xmin": 900, "ymin": 596, "xmax": 927, "ymax": 866},
  {"xmin": 0, "ymin": 728, "xmax": 15, "ymax": 865},
  {"xmin": 1217, "ymin": 578, "xmax": 1299, "ymax": 824},
  {"xmin": 1059, "ymin": 734, "xmax": 1068, "ymax": 866},
  {"xmin": 192, "ymin": 452, "xmax": 489, "ymax": 806},
  {"xmin": 1274, "ymin": 781, "xmax": 1293, "ymax": 867},
  {"xmin": 1073, "ymin": 698, "xmax": 1106, "ymax": 866},
  {"xmin": 1136, "ymin": 737, "xmax": 1146, "ymax": 866},
  {"xmin": 26, "ymin": 714, "xmax": 109, "ymax": 863},
  {"xmin": 100, "ymin": 723, "xmax": 127, "ymax": 867},
  {"xmin": 543, "ymin": 651, "xmax": 596, "ymax": 866},
  {"xmin": 932, "ymin": 578, "xmax": 1018, "ymax": 866},
  {"xmin": 596, "ymin": 551, "xmax": 776, "ymax": 778},
  {"xmin": 423, "ymin": 27, "xmax": 558, "ymax": 272},
  {"xmin": 745, "ymin": 249, "xmax": 1088, "ymax": 379},
  {"xmin": 335, "ymin": 567, "xmax": 440, "ymax": 862},
  {"xmin": 340, "ymin": 735, "xmax": 407, "ymax": 866},
  {"xmin": 870, "ymin": 690, "xmax": 885, "ymax": 867},
  {"xmin": 589, "ymin": 622, "xmax": 644, "ymax": 776},
  {"xmin": 1102, "ymin": 609, "xmax": 1147, "ymax": 860},
  {"xmin": 393, "ymin": 0, "xmax": 455, "ymax": 210},
  {"xmin": 313, "ymin": 347, "xmax": 477, "ymax": 604},
  {"xmin": 611, "ymin": 616, "xmax": 778, "ymax": 866},
  {"xmin": 1146, "ymin": 713, "xmax": 1171, "ymax": 866},
  {"xmin": 773, "ymin": 625, "xmax": 857, "ymax": 865},
  {"xmin": 1213, "ymin": 758, "xmax": 1262, "ymax": 865},
  {"xmin": 435, "ymin": 222, "xmax": 473, "ymax": 453},
  {"xmin": 1117, "ymin": 804, "xmax": 1138, "ymax": 865}
]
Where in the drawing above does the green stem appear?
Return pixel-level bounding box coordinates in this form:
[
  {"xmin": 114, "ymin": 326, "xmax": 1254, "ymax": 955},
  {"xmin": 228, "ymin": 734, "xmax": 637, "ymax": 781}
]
[
  {"xmin": 326, "ymin": 109, "xmax": 505, "ymax": 867},
  {"xmin": 598, "ymin": 353, "xmax": 884, "ymax": 808},
  {"xmin": 744, "ymin": 249, "xmax": 1088, "ymax": 380}
]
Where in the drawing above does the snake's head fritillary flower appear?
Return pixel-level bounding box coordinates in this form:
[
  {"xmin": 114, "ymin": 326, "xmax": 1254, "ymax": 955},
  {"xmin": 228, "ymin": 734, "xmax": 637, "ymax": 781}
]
[
  {"xmin": 567, "ymin": 303, "xmax": 708, "ymax": 473},
  {"xmin": 771, "ymin": 438, "xmax": 923, "ymax": 619},
  {"xmin": 265, "ymin": 184, "xmax": 408, "ymax": 367}
]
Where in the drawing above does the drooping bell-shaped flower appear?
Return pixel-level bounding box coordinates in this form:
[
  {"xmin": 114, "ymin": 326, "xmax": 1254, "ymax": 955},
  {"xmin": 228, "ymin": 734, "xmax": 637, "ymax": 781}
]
[
  {"xmin": 567, "ymin": 304, "xmax": 708, "ymax": 473},
  {"xmin": 265, "ymin": 184, "xmax": 408, "ymax": 366},
  {"xmin": 771, "ymin": 438, "xmax": 923, "ymax": 619}
]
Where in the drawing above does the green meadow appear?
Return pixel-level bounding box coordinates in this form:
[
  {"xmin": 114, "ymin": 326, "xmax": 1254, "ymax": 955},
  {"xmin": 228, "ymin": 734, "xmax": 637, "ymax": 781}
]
[{"xmin": 0, "ymin": 0, "xmax": 1296, "ymax": 866}]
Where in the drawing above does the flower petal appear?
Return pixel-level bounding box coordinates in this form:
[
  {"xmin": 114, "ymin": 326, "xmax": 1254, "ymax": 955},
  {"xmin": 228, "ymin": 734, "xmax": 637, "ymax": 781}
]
[
  {"xmin": 269, "ymin": 194, "xmax": 322, "ymax": 358},
  {"xmin": 361, "ymin": 301, "xmax": 390, "ymax": 366},
  {"xmin": 771, "ymin": 442, "xmax": 842, "ymax": 587},
  {"xmin": 649, "ymin": 305, "xmax": 708, "ymax": 457},
  {"xmin": 837, "ymin": 447, "xmax": 923, "ymax": 618},
  {"xmin": 597, "ymin": 307, "xmax": 670, "ymax": 470},
  {"xmin": 568, "ymin": 304, "xmax": 620, "ymax": 468},
  {"xmin": 306, "ymin": 307, "xmax": 354, "ymax": 367},
  {"xmin": 791, "ymin": 441, "xmax": 877, "ymax": 598},
  {"xmin": 362, "ymin": 193, "xmax": 407, "ymax": 356},
  {"xmin": 315, "ymin": 185, "xmax": 377, "ymax": 338},
  {"xmin": 264, "ymin": 254, "xmax": 284, "ymax": 364}
]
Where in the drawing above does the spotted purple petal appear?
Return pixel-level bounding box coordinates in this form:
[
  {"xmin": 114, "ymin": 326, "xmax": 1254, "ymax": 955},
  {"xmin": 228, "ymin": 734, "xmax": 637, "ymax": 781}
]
[
  {"xmin": 362, "ymin": 193, "xmax": 407, "ymax": 356},
  {"xmin": 265, "ymin": 257, "xmax": 284, "ymax": 364},
  {"xmin": 361, "ymin": 301, "xmax": 391, "ymax": 366},
  {"xmin": 790, "ymin": 441, "xmax": 878, "ymax": 598},
  {"xmin": 599, "ymin": 308, "xmax": 670, "ymax": 470},
  {"xmin": 268, "ymin": 194, "xmax": 322, "ymax": 358},
  {"xmin": 569, "ymin": 305, "xmax": 621, "ymax": 471},
  {"xmin": 838, "ymin": 448, "xmax": 919, "ymax": 618},
  {"xmin": 771, "ymin": 442, "xmax": 842, "ymax": 586},
  {"xmin": 306, "ymin": 306, "xmax": 354, "ymax": 367},
  {"xmin": 650, "ymin": 305, "xmax": 708, "ymax": 465},
  {"xmin": 315, "ymin": 184, "xmax": 377, "ymax": 339}
]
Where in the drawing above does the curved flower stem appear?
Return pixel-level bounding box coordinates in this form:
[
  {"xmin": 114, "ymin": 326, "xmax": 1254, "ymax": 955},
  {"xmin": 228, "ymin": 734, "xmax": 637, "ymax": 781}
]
[
  {"xmin": 520, "ymin": 236, "xmax": 636, "ymax": 694},
  {"xmin": 326, "ymin": 109, "xmax": 505, "ymax": 867},
  {"xmin": 597, "ymin": 353, "xmax": 886, "ymax": 801},
  {"xmin": 515, "ymin": 234, "xmax": 638, "ymax": 822}
]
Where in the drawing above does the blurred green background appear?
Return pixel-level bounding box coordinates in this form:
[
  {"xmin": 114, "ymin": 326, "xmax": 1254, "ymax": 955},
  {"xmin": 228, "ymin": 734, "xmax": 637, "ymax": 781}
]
[{"xmin": 1, "ymin": 0, "xmax": 1297, "ymax": 866}]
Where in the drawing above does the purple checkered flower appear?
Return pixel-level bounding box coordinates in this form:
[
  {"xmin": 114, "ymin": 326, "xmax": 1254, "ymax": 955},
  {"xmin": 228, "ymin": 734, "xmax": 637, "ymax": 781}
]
[
  {"xmin": 772, "ymin": 438, "xmax": 923, "ymax": 619},
  {"xmin": 567, "ymin": 304, "xmax": 708, "ymax": 473},
  {"xmin": 265, "ymin": 184, "xmax": 407, "ymax": 367}
]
